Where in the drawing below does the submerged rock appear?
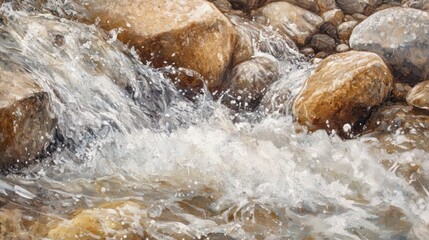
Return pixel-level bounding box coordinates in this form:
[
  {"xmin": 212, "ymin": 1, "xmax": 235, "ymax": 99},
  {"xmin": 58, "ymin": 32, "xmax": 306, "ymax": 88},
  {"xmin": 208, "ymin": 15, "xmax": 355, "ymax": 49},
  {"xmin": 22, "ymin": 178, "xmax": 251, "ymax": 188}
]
[
  {"xmin": 350, "ymin": 7, "xmax": 429, "ymax": 83},
  {"xmin": 0, "ymin": 61, "xmax": 56, "ymax": 169},
  {"xmin": 293, "ymin": 51, "xmax": 393, "ymax": 135},
  {"xmin": 256, "ymin": 2, "xmax": 323, "ymax": 46},
  {"xmin": 224, "ymin": 56, "xmax": 279, "ymax": 110},
  {"xmin": 82, "ymin": 0, "xmax": 237, "ymax": 91},
  {"xmin": 48, "ymin": 201, "xmax": 147, "ymax": 240},
  {"xmin": 406, "ymin": 80, "xmax": 429, "ymax": 110}
]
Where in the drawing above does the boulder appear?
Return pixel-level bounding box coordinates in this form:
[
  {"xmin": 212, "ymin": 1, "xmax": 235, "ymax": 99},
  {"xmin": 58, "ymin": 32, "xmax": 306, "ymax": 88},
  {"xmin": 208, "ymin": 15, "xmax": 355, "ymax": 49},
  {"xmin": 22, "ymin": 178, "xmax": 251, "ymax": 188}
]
[
  {"xmin": 293, "ymin": 51, "xmax": 393, "ymax": 135},
  {"xmin": 336, "ymin": 0, "xmax": 382, "ymax": 14},
  {"xmin": 0, "ymin": 62, "xmax": 56, "ymax": 169},
  {"xmin": 256, "ymin": 2, "xmax": 323, "ymax": 46},
  {"xmin": 350, "ymin": 7, "xmax": 429, "ymax": 83},
  {"xmin": 224, "ymin": 56, "xmax": 279, "ymax": 110},
  {"xmin": 82, "ymin": 0, "xmax": 237, "ymax": 91},
  {"xmin": 406, "ymin": 80, "xmax": 429, "ymax": 110}
]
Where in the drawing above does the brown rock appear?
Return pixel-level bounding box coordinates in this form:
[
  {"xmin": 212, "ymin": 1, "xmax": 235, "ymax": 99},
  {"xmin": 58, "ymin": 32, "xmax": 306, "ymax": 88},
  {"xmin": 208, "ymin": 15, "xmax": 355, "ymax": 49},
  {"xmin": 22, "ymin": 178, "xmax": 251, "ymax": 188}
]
[
  {"xmin": 315, "ymin": 0, "xmax": 337, "ymax": 13},
  {"xmin": 322, "ymin": 9, "xmax": 344, "ymax": 27},
  {"xmin": 392, "ymin": 82, "xmax": 412, "ymax": 102},
  {"xmin": 352, "ymin": 13, "xmax": 367, "ymax": 22},
  {"xmin": 343, "ymin": 14, "xmax": 356, "ymax": 22},
  {"xmin": 293, "ymin": 51, "xmax": 393, "ymax": 135},
  {"xmin": 82, "ymin": 0, "xmax": 237, "ymax": 91},
  {"xmin": 0, "ymin": 62, "xmax": 56, "ymax": 169},
  {"xmin": 314, "ymin": 51, "xmax": 328, "ymax": 58},
  {"xmin": 225, "ymin": 56, "xmax": 279, "ymax": 110},
  {"xmin": 310, "ymin": 34, "xmax": 336, "ymax": 53},
  {"xmin": 256, "ymin": 2, "xmax": 323, "ymax": 46},
  {"xmin": 231, "ymin": 20, "xmax": 254, "ymax": 66},
  {"xmin": 48, "ymin": 201, "xmax": 148, "ymax": 240},
  {"xmin": 336, "ymin": 0, "xmax": 382, "ymax": 14},
  {"xmin": 300, "ymin": 47, "xmax": 315, "ymax": 57},
  {"xmin": 406, "ymin": 80, "xmax": 429, "ymax": 110},
  {"xmin": 228, "ymin": 0, "xmax": 320, "ymax": 12},
  {"xmin": 338, "ymin": 20, "xmax": 358, "ymax": 42},
  {"xmin": 318, "ymin": 22, "xmax": 339, "ymax": 41}
]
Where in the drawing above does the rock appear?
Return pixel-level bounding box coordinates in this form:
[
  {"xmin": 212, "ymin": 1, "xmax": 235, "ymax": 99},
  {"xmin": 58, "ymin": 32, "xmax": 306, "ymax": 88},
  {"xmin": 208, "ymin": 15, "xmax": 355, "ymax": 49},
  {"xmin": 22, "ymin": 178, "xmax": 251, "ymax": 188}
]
[
  {"xmin": 318, "ymin": 22, "xmax": 339, "ymax": 41},
  {"xmin": 208, "ymin": 0, "xmax": 236, "ymax": 13},
  {"xmin": 343, "ymin": 14, "xmax": 356, "ymax": 22},
  {"xmin": 314, "ymin": 51, "xmax": 328, "ymax": 58},
  {"xmin": 403, "ymin": 0, "xmax": 429, "ymax": 11},
  {"xmin": 364, "ymin": 103, "xmax": 429, "ymax": 152},
  {"xmin": 300, "ymin": 47, "xmax": 315, "ymax": 57},
  {"xmin": 335, "ymin": 43, "xmax": 350, "ymax": 52},
  {"xmin": 315, "ymin": 0, "xmax": 337, "ymax": 13},
  {"xmin": 350, "ymin": 8, "xmax": 429, "ymax": 83},
  {"xmin": 352, "ymin": 13, "xmax": 367, "ymax": 21},
  {"xmin": 336, "ymin": 0, "xmax": 382, "ymax": 14},
  {"xmin": 228, "ymin": 15, "xmax": 301, "ymax": 61},
  {"xmin": 228, "ymin": 0, "xmax": 320, "ymax": 12},
  {"xmin": 310, "ymin": 34, "xmax": 336, "ymax": 53},
  {"xmin": 392, "ymin": 82, "xmax": 412, "ymax": 102},
  {"xmin": 48, "ymin": 201, "xmax": 148, "ymax": 240},
  {"xmin": 231, "ymin": 20, "xmax": 254, "ymax": 66},
  {"xmin": 0, "ymin": 61, "xmax": 56, "ymax": 169},
  {"xmin": 224, "ymin": 56, "xmax": 279, "ymax": 110},
  {"xmin": 406, "ymin": 80, "xmax": 429, "ymax": 110},
  {"xmin": 199, "ymin": 233, "xmax": 236, "ymax": 240},
  {"xmin": 256, "ymin": 2, "xmax": 323, "ymax": 46},
  {"xmin": 338, "ymin": 20, "xmax": 358, "ymax": 42},
  {"xmin": 322, "ymin": 9, "xmax": 344, "ymax": 27},
  {"xmin": 293, "ymin": 51, "xmax": 393, "ymax": 135},
  {"xmin": 82, "ymin": 0, "xmax": 237, "ymax": 91}
]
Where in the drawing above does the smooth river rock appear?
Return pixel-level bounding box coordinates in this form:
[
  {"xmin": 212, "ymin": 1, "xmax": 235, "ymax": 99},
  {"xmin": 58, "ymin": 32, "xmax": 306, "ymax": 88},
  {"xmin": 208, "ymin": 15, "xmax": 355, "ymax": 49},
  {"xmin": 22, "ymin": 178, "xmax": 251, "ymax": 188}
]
[
  {"xmin": 82, "ymin": 0, "xmax": 237, "ymax": 91},
  {"xmin": 350, "ymin": 7, "xmax": 429, "ymax": 83},
  {"xmin": 406, "ymin": 80, "xmax": 429, "ymax": 110},
  {"xmin": 256, "ymin": 1, "xmax": 323, "ymax": 46},
  {"xmin": 336, "ymin": 0, "xmax": 382, "ymax": 14},
  {"xmin": 293, "ymin": 51, "xmax": 393, "ymax": 135},
  {"xmin": 0, "ymin": 62, "xmax": 56, "ymax": 169},
  {"xmin": 228, "ymin": 0, "xmax": 320, "ymax": 12}
]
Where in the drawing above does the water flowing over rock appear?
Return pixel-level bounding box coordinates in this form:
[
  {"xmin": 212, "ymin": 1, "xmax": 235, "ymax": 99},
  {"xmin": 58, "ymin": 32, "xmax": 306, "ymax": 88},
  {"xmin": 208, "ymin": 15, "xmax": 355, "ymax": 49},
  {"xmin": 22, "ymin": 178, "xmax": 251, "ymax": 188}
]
[
  {"xmin": 227, "ymin": 15, "xmax": 302, "ymax": 61},
  {"xmin": 81, "ymin": 0, "xmax": 237, "ymax": 91},
  {"xmin": 406, "ymin": 80, "xmax": 429, "ymax": 110},
  {"xmin": 0, "ymin": 61, "xmax": 56, "ymax": 168},
  {"xmin": 293, "ymin": 51, "xmax": 393, "ymax": 135},
  {"xmin": 256, "ymin": 2, "xmax": 324, "ymax": 46},
  {"xmin": 350, "ymin": 7, "xmax": 429, "ymax": 83},
  {"xmin": 223, "ymin": 56, "xmax": 279, "ymax": 110}
]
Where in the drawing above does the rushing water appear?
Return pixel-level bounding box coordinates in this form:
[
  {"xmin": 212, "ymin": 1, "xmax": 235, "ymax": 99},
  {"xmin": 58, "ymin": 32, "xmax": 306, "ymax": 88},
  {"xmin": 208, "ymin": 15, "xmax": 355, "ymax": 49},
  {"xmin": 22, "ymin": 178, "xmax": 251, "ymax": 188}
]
[{"xmin": 1, "ymin": 1, "xmax": 429, "ymax": 239}]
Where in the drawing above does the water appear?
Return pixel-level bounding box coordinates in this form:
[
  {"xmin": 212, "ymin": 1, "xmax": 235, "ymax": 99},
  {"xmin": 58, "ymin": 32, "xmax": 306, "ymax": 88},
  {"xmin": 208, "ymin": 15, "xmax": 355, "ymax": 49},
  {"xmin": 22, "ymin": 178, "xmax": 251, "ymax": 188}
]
[{"xmin": 0, "ymin": 1, "xmax": 429, "ymax": 239}]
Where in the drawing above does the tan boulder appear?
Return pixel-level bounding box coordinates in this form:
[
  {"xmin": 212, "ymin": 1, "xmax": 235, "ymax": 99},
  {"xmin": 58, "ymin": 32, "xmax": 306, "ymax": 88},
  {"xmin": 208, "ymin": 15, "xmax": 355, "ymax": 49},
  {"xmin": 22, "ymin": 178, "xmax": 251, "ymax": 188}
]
[
  {"xmin": 256, "ymin": 2, "xmax": 323, "ymax": 46},
  {"xmin": 293, "ymin": 51, "xmax": 393, "ymax": 135},
  {"xmin": 406, "ymin": 80, "xmax": 429, "ymax": 110},
  {"xmin": 338, "ymin": 20, "xmax": 358, "ymax": 42},
  {"xmin": 0, "ymin": 62, "xmax": 56, "ymax": 168},
  {"xmin": 82, "ymin": 0, "xmax": 237, "ymax": 91}
]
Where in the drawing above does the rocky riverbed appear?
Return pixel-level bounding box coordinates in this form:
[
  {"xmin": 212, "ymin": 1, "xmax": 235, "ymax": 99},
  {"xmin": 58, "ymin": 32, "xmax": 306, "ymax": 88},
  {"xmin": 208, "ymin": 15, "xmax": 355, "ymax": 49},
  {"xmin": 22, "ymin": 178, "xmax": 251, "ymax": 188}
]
[{"xmin": 0, "ymin": 0, "xmax": 428, "ymax": 239}]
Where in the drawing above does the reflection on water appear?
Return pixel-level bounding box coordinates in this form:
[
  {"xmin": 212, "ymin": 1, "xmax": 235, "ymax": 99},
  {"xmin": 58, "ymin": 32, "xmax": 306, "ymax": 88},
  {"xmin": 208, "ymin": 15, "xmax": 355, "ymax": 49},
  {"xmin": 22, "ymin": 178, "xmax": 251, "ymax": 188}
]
[{"xmin": 0, "ymin": 1, "xmax": 428, "ymax": 239}]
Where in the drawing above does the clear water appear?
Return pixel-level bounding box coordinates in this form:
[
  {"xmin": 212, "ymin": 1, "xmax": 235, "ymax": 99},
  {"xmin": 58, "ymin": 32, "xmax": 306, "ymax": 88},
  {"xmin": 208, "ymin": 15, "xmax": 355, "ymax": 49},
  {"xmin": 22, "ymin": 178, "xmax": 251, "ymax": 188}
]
[{"xmin": 0, "ymin": 1, "xmax": 428, "ymax": 239}]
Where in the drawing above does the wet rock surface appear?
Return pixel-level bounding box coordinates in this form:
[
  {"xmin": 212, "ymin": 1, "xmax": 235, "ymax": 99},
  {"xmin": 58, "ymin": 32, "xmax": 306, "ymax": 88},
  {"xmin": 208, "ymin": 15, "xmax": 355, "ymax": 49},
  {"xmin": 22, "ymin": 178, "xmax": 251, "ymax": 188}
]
[
  {"xmin": 406, "ymin": 80, "xmax": 429, "ymax": 110},
  {"xmin": 82, "ymin": 0, "xmax": 237, "ymax": 91},
  {"xmin": 350, "ymin": 7, "xmax": 429, "ymax": 83},
  {"xmin": 256, "ymin": 1, "xmax": 323, "ymax": 46},
  {"xmin": 293, "ymin": 51, "xmax": 393, "ymax": 135},
  {"xmin": 0, "ymin": 61, "xmax": 56, "ymax": 169}
]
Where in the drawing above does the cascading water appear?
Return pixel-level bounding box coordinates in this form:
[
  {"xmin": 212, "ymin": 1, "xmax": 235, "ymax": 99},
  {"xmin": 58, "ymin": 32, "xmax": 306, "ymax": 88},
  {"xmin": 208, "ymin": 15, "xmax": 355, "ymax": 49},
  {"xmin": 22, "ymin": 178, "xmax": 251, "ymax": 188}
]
[{"xmin": 0, "ymin": 1, "xmax": 429, "ymax": 239}]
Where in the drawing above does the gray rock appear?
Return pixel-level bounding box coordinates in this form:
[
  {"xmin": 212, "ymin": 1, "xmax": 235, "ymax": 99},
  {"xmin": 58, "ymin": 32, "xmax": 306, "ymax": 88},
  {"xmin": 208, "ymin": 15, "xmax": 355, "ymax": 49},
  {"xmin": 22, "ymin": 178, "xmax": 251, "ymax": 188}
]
[{"xmin": 350, "ymin": 7, "xmax": 429, "ymax": 83}]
